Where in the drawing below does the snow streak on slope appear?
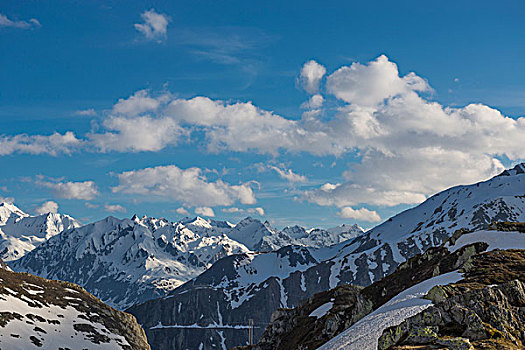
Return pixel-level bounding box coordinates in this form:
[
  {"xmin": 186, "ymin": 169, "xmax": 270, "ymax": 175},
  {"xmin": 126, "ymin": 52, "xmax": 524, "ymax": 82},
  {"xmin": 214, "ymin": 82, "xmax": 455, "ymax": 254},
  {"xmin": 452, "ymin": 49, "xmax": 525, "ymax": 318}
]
[
  {"xmin": 318, "ymin": 271, "xmax": 463, "ymax": 350},
  {"xmin": 447, "ymin": 229, "xmax": 525, "ymax": 252}
]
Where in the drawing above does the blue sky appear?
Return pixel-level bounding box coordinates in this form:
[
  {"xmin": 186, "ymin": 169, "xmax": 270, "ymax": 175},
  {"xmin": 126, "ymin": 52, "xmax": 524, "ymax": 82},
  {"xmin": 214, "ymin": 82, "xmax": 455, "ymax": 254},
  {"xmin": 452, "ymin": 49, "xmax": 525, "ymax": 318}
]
[{"xmin": 1, "ymin": 0, "xmax": 524, "ymax": 229}]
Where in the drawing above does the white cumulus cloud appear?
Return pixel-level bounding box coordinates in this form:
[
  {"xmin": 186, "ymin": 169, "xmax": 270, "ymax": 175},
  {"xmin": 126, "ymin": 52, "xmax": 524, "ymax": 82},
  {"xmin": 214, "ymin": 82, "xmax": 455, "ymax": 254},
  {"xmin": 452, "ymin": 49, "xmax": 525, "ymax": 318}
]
[
  {"xmin": 112, "ymin": 165, "xmax": 256, "ymax": 207},
  {"xmin": 326, "ymin": 54, "xmax": 431, "ymax": 107},
  {"xmin": 35, "ymin": 201, "xmax": 59, "ymax": 215},
  {"xmin": 104, "ymin": 204, "xmax": 126, "ymax": 213},
  {"xmin": 300, "ymin": 60, "xmax": 326, "ymax": 94},
  {"xmin": 0, "ymin": 132, "xmax": 81, "ymax": 156},
  {"xmin": 38, "ymin": 180, "xmax": 99, "ymax": 200},
  {"xmin": 176, "ymin": 207, "xmax": 190, "ymax": 216},
  {"xmin": 300, "ymin": 94, "xmax": 324, "ymax": 109},
  {"xmin": 195, "ymin": 206, "xmax": 215, "ymax": 217},
  {"xmin": 337, "ymin": 206, "xmax": 381, "ymax": 222}
]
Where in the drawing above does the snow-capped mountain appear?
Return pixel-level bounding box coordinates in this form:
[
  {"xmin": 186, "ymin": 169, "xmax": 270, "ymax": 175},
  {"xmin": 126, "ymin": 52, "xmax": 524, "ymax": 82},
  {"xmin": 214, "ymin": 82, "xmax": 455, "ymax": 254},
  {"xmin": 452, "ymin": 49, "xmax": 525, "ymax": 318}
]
[
  {"xmin": 128, "ymin": 163, "xmax": 525, "ymax": 350},
  {"xmin": 0, "ymin": 202, "xmax": 80, "ymax": 261},
  {"xmin": 10, "ymin": 212, "xmax": 363, "ymax": 309},
  {"xmin": 0, "ymin": 266, "xmax": 150, "ymax": 350},
  {"xmin": 226, "ymin": 218, "xmax": 363, "ymax": 251},
  {"xmin": 11, "ymin": 216, "xmax": 252, "ymax": 309}
]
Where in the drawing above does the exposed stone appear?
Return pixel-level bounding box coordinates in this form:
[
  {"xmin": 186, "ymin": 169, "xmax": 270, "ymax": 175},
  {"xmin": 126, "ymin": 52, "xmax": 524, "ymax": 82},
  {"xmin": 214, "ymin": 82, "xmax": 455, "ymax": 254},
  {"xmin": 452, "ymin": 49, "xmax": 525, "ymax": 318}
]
[{"xmin": 378, "ymin": 279, "xmax": 525, "ymax": 350}]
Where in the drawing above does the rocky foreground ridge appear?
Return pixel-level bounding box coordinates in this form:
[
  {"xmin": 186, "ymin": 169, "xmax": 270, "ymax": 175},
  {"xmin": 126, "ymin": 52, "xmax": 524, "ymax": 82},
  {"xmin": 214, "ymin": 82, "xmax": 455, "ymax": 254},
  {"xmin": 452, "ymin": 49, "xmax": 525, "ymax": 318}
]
[{"xmin": 0, "ymin": 265, "xmax": 150, "ymax": 349}]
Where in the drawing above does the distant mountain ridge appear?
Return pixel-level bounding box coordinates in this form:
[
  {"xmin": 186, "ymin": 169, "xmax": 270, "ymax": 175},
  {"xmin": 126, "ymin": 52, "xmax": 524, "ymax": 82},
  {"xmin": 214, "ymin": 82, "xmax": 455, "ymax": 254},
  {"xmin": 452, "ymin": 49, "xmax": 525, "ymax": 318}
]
[{"xmin": 10, "ymin": 210, "xmax": 363, "ymax": 309}]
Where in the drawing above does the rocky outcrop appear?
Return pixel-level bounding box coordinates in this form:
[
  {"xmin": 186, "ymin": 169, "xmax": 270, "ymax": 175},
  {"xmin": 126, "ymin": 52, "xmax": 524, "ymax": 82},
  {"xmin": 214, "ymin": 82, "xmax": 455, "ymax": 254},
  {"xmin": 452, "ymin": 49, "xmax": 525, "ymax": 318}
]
[
  {"xmin": 0, "ymin": 268, "xmax": 150, "ymax": 349},
  {"xmin": 378, "ymin": 279, "xmax": 525, "ymax": 350},
  {"xmin": 240, "ymin": 232, "xmax": 489, "ymax": 350},
  {"xmin": 250, "ymin": 285, "xmax": 372, "ymax": 350}
]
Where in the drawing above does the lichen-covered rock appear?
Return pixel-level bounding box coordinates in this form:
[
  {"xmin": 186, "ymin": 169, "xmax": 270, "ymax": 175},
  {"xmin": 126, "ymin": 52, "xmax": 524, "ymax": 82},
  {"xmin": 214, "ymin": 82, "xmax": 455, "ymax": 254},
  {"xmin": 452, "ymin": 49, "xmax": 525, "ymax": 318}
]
[
  {"xmin": 436, "ymin": 337, "xmax": 473, "ymax": 350},
  {"xmin": 378, "ymin": 279, "xmax": 525, "ymax": 350}
]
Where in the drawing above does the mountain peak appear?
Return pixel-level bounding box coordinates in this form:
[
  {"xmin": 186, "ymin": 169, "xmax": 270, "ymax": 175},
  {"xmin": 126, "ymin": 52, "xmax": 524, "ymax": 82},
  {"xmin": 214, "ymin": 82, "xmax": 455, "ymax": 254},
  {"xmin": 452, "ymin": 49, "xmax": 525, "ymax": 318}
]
[
  {"xmin": 0, "ymin": 202, "xmax": 28, "ymax": 225},
  {"xmin": 497, "ymin": 163, "xmax": 525, "ymax": 177},
  {"xmin": 181, "ymin": 216, "xmax": 212, "ymax": 228}
]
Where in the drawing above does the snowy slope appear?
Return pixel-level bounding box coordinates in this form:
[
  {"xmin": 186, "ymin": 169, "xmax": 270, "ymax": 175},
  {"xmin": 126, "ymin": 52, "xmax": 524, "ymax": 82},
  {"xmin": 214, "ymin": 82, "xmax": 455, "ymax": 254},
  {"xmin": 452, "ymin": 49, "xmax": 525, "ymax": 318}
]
[
  {"xmin": 317, "ymin": 163, "xmax": 525, "ymax": 289},
  {"xmin": 0, "ymin": 202, "xmax": 80, "ymax": 261},
  {"xmin": 0, "ymin": 267, "xmax": 150, "ymax": 350}
]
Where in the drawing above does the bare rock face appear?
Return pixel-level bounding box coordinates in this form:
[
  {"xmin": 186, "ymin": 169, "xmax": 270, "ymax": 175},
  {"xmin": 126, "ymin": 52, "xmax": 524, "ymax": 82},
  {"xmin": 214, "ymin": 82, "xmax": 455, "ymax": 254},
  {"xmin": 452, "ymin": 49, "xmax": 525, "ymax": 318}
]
[
  {"xmin": 379, "ymin": 279, "xmax": 525, "ymax": 350},
  {"xmin": 0, "ymin": 268, "xmax": 150, "ymax": 350}
]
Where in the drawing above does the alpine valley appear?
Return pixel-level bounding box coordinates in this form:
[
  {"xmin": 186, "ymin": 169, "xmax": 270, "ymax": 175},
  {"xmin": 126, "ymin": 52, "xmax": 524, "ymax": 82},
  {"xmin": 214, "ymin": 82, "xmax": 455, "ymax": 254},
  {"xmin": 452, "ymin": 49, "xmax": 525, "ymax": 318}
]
[{"xmin": 2, "ymin": 163, "xmax": 525, "ymax": 350}]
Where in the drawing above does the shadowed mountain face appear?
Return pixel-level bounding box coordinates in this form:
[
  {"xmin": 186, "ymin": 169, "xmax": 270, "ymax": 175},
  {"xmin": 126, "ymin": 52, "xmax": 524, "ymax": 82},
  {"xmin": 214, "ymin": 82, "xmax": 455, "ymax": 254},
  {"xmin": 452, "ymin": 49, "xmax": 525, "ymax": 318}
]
[
  {"xmin": 128, "ymin": 164, "xmax": 525, "ymax": 350},
  {"xmin": 0, "ymin": 265, "xmax": 151, "ymax": 350}
]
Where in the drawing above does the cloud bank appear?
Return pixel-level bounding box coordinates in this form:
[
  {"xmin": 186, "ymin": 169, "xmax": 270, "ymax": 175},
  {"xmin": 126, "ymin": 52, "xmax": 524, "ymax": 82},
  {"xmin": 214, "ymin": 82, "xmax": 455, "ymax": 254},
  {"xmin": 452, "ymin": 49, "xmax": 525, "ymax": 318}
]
[
  {"xmin": 3, "ymin": 55, "xmax": 525, "ymax": 214},
  {"xmin": 112, "ymin": 165, "xmax": 256, "ymax": 207}
]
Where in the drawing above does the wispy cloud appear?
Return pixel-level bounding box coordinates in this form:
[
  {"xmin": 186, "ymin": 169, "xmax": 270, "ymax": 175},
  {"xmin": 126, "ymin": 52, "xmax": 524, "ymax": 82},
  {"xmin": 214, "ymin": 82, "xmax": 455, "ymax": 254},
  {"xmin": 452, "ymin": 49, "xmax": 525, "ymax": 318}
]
[
  {"xmin": 134, "ymin": 9, "xmax": 169, "ymax": 42},
  {"xmin": 0, "ymin": 14, "xmax": 40, "ymax": 29},
  {"xmin": 176, "ymin": 27, "xmax": 275, "ymax": 65},
  {"xmin": 269, "ymin": 165, "xmax": 307, "ymax": 183},
  {"xmin": 74, "ymin": 109, "xmax": 96, "ymax": 116}
]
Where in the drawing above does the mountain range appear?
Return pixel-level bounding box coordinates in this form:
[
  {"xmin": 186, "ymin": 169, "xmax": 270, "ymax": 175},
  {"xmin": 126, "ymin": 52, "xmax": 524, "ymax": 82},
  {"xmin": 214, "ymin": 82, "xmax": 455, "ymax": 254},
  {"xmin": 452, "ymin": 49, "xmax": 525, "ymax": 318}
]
[
  {"xmin": 8, "ymin": 206, "xmax": 363, "ymax": 309},
  {"xmin": 127, "ymin": 163, "xmax": 525, "ymax": 349},
  {"xmin": 2, "ymin": 163, "xmax": 525, "ymax": 350}
]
